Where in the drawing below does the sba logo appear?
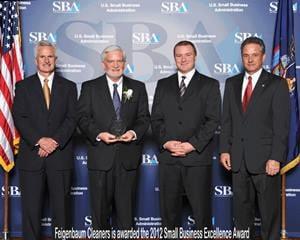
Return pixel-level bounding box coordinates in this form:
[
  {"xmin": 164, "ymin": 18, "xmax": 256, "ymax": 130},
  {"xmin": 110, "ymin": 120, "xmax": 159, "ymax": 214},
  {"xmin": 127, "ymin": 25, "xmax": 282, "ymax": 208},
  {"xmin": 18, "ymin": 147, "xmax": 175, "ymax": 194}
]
[
  {"xmin": 214, "ymin": 63, "xmax": 240, "ymax": 75},
  {"xmin": 214, "ymin": 185, "xmax": 233, "ymax": 197},
  {"xmin": 1, "ymin": 186, "xmax": 21, "ymax": 197},
  {"xmin": 187, "ymin": 215, "xmax": 195, "ymax": 227},
  {"xmin": 84, "ymin": 216, "xmax": 92, "ymax": 226},
  {"xmin": 234, "ymin": 32, "xmax": 262, "ymax": 44},
  {"xmin": 142, "ymin": 154, "xmax": 158, "ymax": 165},
  {"xmin": 161, "ymin": 2, "xmax": 188, "ymax": 13},
  {"xmin": 29, "ymin": 32, "xmax": 57, "ymax": 44},
  {"xmin": 124, "ymin": 64, "xmax": 134, "ymax": 75},
  {"xmin": 132, "ymin": 33, "xmax": 160, "ymax": 45},
  {"xmin": 269, "ymin": 1, "xmax": 298, "ymax": 13},
  {"xmin": 53, "ymin": 1, "xmax": 80, "ymax": 13}
]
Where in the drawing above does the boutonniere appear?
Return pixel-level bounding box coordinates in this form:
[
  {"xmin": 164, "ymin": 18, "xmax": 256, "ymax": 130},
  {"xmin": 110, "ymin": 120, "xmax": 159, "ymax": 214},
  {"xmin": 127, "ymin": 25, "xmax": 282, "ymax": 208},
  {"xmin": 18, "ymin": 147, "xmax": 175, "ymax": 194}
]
[{"xmin": 123, "ymin": 88, "xmax": 133, "ymax": 102}]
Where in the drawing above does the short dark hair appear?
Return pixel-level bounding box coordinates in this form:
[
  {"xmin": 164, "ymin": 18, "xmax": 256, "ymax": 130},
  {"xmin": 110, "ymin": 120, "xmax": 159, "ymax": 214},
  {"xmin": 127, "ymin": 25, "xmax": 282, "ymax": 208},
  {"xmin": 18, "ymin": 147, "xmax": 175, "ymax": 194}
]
[
  {"xmin": 173, "ymin": 40, "xmax": 197, "ymax": 56},
  {"xmin": 240, "ymin": 37, "xmax": 265, "ymax": 54}
]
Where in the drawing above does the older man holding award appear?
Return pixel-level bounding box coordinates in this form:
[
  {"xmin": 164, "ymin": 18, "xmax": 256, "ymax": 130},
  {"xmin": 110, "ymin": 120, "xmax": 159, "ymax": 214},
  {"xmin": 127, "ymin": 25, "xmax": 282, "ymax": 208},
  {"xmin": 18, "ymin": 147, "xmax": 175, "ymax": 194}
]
[{"xmin": 78, "ymin": 45, "xmax": 150, "ymax": 230}]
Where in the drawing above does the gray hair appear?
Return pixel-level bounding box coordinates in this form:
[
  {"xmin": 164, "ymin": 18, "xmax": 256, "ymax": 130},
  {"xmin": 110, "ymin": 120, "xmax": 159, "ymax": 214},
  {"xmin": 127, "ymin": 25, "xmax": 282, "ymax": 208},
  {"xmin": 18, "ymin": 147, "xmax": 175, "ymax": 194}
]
[
  {"xmin": 101, "ymin": 45, "xmax": 126, "ymax": 62},
  {"xmin": 34, "ymin": 40, "xmax": 56, "ymax": 58}
]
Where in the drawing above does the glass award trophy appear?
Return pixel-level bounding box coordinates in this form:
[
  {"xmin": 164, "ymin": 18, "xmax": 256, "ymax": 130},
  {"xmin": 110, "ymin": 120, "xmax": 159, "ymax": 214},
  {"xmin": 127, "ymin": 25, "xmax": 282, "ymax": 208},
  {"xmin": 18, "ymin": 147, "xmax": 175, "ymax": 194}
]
[{"xmin": 110, "ymin": 117, "xmax": 126, "ymax": 139}]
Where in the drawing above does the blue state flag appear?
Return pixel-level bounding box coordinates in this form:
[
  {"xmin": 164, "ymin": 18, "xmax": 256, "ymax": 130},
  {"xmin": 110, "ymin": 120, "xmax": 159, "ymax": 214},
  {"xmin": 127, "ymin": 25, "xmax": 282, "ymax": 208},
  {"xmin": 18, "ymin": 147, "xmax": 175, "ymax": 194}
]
[{"xmin": 271, "ymin": 0, "xmax": 300, "ymax": 173}]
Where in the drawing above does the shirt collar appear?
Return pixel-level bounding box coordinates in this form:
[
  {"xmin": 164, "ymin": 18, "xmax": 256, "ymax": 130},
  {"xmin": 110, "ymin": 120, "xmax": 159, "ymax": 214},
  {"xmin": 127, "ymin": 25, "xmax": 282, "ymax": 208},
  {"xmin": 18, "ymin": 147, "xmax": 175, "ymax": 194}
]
[
  {"xmin": 178, "ymin": 68, "xmax": 195, "ymax": 86},
  {"xmin": 106, "ymin": 75, "xmax": 123, "ymax": 87},
  {"xmin": 245, "ymin": 68, "xmax": 263, "ymax": 83},
  {"xmin": 38, "ymin": 72, "xmax": 54, "ymax": 90}
]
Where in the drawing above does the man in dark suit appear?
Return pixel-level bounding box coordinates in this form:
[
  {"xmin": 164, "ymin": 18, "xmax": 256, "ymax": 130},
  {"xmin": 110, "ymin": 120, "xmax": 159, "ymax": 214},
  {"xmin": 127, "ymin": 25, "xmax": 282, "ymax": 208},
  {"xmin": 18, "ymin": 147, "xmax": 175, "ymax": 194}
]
[
  {"xmin": 12, "ymin": 40, "xmax": 77, "ymax": 240},
  {"xmin": 220, "ymin": 37, "xmax": 290, "ymax": 240},
  {"xmin": 78, "ymin": 45, "xmax": 150, "ymax": 230},
  {"xmin": 151, "ymin": 40, "xmax": 221, "ymax": 231}
]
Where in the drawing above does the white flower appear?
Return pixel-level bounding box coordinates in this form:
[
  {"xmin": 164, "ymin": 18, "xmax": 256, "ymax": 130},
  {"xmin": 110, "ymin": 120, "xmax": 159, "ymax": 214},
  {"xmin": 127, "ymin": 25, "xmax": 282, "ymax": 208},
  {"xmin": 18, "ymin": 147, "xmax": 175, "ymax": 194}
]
[{"xmin": 123, "ymin": 88, "xmax": 133, "ymax": 101}]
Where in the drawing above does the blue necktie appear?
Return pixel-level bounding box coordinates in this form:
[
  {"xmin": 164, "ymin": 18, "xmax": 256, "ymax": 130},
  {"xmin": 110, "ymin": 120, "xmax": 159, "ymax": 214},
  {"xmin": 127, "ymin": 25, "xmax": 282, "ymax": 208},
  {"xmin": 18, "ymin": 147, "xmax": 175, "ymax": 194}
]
[{"xmin": 113, "ymin": 83, "xmax": 121, "ymax": 119}]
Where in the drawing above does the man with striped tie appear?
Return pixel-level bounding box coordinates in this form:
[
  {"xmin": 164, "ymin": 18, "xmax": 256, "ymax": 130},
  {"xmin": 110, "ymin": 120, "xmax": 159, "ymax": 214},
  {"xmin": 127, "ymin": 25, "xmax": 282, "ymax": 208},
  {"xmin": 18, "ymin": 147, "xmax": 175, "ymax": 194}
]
[{"xmin": 151, "ymin": 40, "xmax": 221, "ymax": 232}]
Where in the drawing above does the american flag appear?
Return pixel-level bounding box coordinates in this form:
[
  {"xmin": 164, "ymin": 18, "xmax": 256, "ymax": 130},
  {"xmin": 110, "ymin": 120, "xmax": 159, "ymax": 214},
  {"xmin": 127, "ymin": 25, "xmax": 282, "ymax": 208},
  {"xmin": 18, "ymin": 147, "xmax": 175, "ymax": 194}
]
[{"xmin": 0, "ymin": 1, "xmax": 23, "ymax": 172}]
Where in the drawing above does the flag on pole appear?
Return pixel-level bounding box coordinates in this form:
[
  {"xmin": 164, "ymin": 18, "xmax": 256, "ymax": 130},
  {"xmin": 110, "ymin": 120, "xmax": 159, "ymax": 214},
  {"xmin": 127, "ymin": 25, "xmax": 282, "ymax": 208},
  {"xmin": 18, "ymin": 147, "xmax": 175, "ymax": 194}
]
[
  {"xmin": 271, "ymin": 0, "xmax": 300, "ymax": 174},
  {"xmin": 0, "ymin": 1, "xmax": 23, "ymax": 172}
]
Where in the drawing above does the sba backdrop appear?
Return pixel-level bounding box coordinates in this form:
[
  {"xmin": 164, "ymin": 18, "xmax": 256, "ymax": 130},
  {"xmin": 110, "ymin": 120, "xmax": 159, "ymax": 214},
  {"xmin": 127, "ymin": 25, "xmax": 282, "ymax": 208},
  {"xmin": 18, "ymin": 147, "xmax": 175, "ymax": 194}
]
[{"xmin": 1, "ymin": 0, "xmax": 300, "ymax": 238}]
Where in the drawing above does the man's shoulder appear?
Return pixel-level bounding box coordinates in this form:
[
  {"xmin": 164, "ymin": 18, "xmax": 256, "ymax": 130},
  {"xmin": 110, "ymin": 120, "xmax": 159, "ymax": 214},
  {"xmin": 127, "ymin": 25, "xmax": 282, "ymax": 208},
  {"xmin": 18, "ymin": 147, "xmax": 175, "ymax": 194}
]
[
  {"xmin": 16, "ymin": 74, "xmax": 38, "ymax": 88},
  {"xmin": 81, "ymin": 76, "xmax": 104, "ymax": 88},
  {"xmin": 55, "ymin": 74, "xmax": 76, "ymax": 88},
  {"xmin": 196, "ymin": 72, "xmax": 219, "ymax": 86},
  {"xmin": 262, "ymin": 69, "xmax": 283, "ymax": 82},
  {"xmin": 157, "ymin": 73, "xmax": 177, "ymax": 86},
  {"xmin": 123, "ymin": 77, "xmax": 147, "ymax": 96},
  {"xmin": 124, "ymin": 76, "xmax": 145, "ymax": 87},
  {"xmin": 226, "ymin": 72, "xmax": 244, "ymax": 83}
]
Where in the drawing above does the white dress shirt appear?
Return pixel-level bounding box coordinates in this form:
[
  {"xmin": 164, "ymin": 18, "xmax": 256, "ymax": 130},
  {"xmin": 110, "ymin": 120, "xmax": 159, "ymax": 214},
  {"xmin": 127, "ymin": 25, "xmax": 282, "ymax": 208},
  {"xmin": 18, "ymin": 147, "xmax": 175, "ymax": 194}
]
[
  {"xmin": 106, "ymin": 75, "xmax": 123, "ymax": 100},
  {"xmin": 178, "ymin": 68, "xmax": 196, "ymax": 88},
  {"xmin": 241, "ymin": 68, "xmax": 263, "ymax": 101},
  {"xmin": 38, "ymin": 71, "xmax": 54, "ymax": 91},
  {"xmin": 96, "ymin": 75, "xmax": 136, "ymax": 141}
]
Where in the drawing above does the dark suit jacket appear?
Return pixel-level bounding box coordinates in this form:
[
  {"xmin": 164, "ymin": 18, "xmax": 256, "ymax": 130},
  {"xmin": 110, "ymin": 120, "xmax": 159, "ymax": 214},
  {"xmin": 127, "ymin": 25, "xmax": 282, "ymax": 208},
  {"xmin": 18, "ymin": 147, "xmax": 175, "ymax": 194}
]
[
  {"xmin": 151, "ymin": 70, "xmax": 221, "ymax": 166},
  {"xmin": 220, "ymin": 69, "xmax": 290, "ymax": 173},
  {"xmin": 12, "ymin": 73, "xmax": 78, "ymax": 171},
  {"xmin": 77, "ymin": 74, "xmax": 150, "ymax": 171}
]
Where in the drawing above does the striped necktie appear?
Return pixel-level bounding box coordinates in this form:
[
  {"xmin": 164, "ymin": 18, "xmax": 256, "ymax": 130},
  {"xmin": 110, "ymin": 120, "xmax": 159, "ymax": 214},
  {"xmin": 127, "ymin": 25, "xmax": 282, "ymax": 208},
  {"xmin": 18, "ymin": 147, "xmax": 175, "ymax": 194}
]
[{"xmin": 179, "ymin": 75, "xmax": 186, "ymax": 97}]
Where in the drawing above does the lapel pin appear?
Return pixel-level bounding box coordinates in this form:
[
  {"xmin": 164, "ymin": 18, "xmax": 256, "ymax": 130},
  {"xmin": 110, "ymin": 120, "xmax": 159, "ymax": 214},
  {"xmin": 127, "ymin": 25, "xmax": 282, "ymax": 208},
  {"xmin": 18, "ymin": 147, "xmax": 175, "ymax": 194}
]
[{"xmin": 262, "ymin": 84, "xmax": 265, "ymax": 87}]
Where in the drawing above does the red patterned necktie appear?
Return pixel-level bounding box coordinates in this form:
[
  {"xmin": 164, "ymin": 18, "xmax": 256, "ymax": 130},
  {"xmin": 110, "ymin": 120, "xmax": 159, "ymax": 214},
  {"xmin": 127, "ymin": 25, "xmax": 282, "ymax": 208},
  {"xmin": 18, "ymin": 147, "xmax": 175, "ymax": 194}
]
[{"xmin": 242, "ymin": 76, "xmax": 252, "ymax": 112}]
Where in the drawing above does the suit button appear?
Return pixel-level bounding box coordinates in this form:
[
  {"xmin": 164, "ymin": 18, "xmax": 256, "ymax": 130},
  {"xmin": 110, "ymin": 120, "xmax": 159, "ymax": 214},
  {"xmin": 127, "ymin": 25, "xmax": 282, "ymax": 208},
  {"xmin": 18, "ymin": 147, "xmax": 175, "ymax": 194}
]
[
  {"xmin": 241, "ymin": 138, "xmax": 244, "ymax": 142},
  {"xmin": 178, "ymin": 106, "xmax": 183, "ymax": 111},
  {"xmin": 178, "ymin": 121, "xmax": 182, "ymax": 125}
]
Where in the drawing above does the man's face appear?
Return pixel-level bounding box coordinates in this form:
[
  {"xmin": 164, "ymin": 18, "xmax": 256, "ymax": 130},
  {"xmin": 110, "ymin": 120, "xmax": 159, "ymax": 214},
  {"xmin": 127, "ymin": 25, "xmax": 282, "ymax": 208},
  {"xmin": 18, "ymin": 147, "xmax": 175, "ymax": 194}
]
[
  {"xmin": 242, "ymin": 43, "xmax": 266, "ymax": 75},
  {"xmin": 102, "ymin": 50, "xmax": 125, "ymax": 81},
  {"xmin": 174, "ymin": 44, "xmax": 196, "ymax": 74},
  {"xmin": 35, "ymin": 46, "xmax": 57, "ymax": 77}
]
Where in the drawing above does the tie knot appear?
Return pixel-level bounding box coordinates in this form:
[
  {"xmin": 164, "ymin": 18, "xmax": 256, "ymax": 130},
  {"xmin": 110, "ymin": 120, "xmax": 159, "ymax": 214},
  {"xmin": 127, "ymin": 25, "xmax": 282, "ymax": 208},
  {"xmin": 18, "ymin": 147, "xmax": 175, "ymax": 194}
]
[
  {"xmin": 113, "ymin": 83, "xmax": 118, "ymax": 89},
  {"xmin": 181, "ymin": 76, "xmax": 186, "ymax": 81},
  {"xmin": 248, "ymin": 76, "xmax": 252, "ymax": 81},
  {"xmin": 44, "ymin": 78, "xmax": 49, "ymax": 83}
]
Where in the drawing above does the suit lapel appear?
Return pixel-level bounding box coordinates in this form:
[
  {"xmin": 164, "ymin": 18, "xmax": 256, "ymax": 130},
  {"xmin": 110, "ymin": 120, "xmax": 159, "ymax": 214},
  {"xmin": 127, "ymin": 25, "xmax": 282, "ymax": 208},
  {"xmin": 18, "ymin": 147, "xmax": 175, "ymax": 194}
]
[
  {"xmin": 32, "ymin": 74, "xmax": 49, "ymax": 113},
  {"xmin": 120, "ymin": 77, "xmax": 131, "ymax": 120},
  {"xmin": 170, "ymin": 74, "xmax": 181, "ymax": 103},
  {"xmin": 99, "ymin": 75, "xmax": 117, "ymax": 119},
  {"xmin": 233, "ymin": 74, "xmax": 244, "ymax": 117},
  {"xmin": 48, "ymin": 75, "xmax": 61, "ymax": 115},
  {"xmin": 243, "ymin": 70, "xmax": 269, "ymax": 118},
  {"xmin": 180, "ymin": 71, "xmax": 204, "ymax": 103}
]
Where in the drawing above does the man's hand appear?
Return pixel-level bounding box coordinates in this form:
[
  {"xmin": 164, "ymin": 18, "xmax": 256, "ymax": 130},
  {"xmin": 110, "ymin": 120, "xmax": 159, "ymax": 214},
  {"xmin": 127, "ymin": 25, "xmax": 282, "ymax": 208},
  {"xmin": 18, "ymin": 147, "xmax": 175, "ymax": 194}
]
[
  {"xmin": 97, "ymin": 132, "xmax": 118, "ymax": 144},
  {"xmin": 163, "ymin": 140, "xmax": 182, "ymax": 153},
  {"xmin": 37, "ymin": 137, "xmax": 58, "ymax": 154},
  {"xmin": 171, "ymin": 142, "xmax": 195, "ymax": 157},
  {"xmin": 266, "ymin": 159, "xmax": 280, "ymax": 176},
  {"xmin": 120, "ymin": 131, "xmax": 135, "ymax": 142},
  {"xmin": 220, "ymin": 153, "xmax": 231, "ymax": 171},
  {"xmin": 163, "ymin": 141, "xmax": 195, "ymax": 157},
  {"xmin": 38, "ymin": 148, "xmax": 49, "ymax": 158}
]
